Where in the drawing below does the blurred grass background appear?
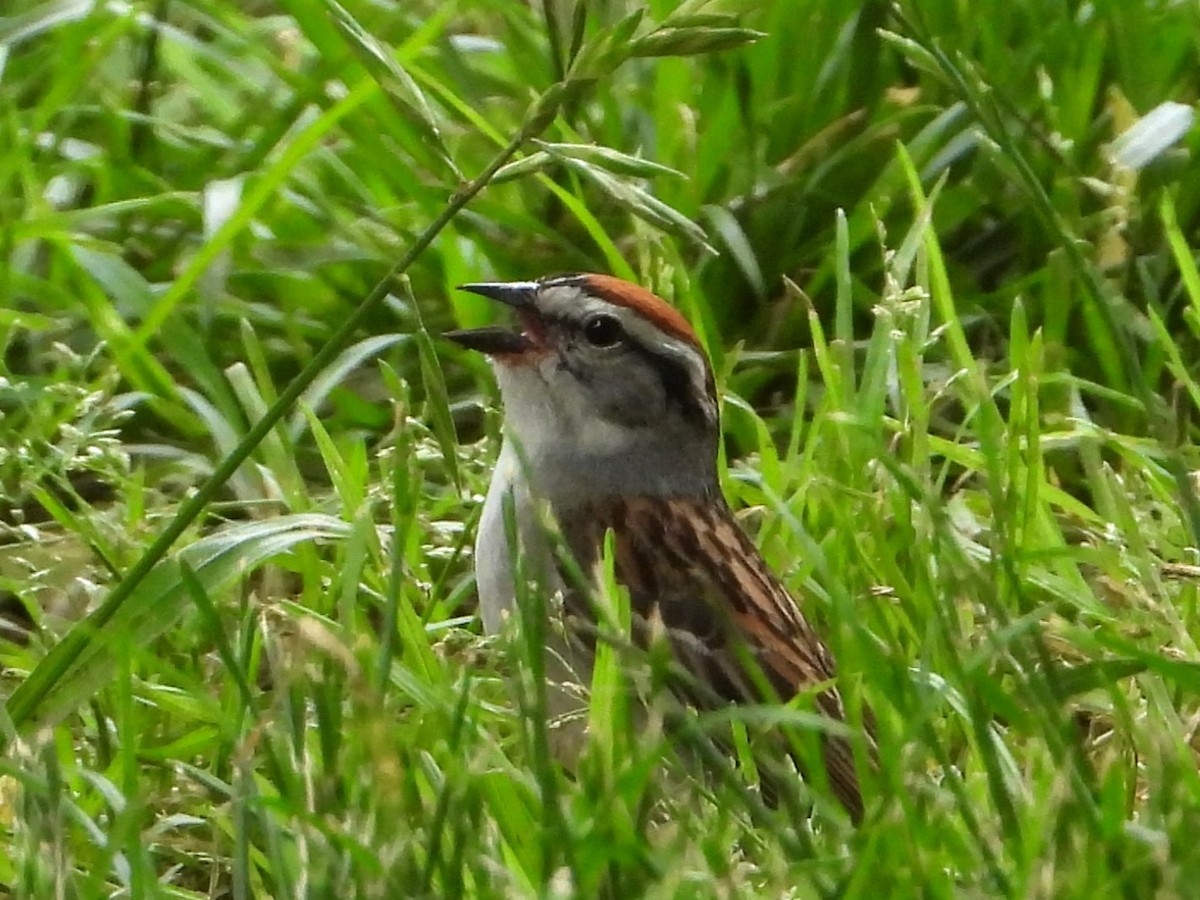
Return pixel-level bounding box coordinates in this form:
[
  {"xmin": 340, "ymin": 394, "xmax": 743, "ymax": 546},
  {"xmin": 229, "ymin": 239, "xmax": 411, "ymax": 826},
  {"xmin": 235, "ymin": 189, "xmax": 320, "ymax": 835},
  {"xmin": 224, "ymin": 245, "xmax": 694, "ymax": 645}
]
[{"xmin": 3, "ymin": 0, "xmax": 1200, "ymax": 896}]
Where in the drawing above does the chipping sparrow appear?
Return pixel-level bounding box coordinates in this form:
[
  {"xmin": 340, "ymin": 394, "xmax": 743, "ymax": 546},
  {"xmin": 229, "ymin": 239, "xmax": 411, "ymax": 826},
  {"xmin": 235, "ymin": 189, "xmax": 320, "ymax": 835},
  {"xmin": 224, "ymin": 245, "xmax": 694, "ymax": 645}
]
[{"xmin": 447, "ymin": 273, "xmax": 871, "ymax": 821}]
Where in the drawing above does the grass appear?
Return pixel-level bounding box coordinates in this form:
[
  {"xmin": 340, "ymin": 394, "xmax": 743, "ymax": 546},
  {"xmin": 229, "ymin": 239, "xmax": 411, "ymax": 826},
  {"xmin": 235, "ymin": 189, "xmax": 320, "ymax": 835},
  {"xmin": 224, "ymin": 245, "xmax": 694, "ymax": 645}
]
[{"xmin": 3, "ymin": 0, "xmax": 1200, "ymax": 896}]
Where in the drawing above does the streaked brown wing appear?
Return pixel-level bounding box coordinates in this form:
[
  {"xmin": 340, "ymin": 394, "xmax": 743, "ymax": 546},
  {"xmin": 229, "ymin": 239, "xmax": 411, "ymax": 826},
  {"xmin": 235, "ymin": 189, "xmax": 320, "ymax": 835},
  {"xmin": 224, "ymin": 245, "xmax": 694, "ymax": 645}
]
[{"xmin": 562, "ymin": 494, "xmax": 868, "ymax": 821}]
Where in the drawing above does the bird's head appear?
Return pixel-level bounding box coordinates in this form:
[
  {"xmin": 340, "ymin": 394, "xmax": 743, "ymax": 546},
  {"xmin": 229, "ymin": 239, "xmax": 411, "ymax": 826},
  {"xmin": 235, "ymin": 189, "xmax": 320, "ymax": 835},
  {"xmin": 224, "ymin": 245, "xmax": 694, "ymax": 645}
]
[{"xmin": 446, "ymin": 273, "xmax": 719, "ymax": 498}]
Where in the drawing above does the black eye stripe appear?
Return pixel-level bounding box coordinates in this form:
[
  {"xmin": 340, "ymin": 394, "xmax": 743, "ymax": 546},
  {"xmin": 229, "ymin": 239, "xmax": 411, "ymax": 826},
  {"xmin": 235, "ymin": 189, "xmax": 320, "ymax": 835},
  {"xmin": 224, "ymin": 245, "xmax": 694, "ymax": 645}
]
[
  {"xmin": 552, "ymin": 310, "xmax": 713, "ymax": 427},
  {"xmin": 627, "ymin": 342, "xmax": 712, "ymax": 427}
]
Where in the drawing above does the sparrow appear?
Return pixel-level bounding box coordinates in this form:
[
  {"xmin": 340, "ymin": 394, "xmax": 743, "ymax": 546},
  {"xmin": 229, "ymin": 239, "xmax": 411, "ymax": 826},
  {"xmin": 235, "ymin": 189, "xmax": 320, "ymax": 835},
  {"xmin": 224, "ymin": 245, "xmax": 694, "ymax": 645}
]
[{"xmin": 446, "ymin": 272, "xmax": 871, "ymax": 821}]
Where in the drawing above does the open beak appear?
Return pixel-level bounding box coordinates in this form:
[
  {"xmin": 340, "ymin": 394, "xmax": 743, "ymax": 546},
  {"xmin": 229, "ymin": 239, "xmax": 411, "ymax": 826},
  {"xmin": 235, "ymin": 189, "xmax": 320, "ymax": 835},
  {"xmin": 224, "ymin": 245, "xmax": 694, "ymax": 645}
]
[{"xmin": 445, "ymin": 281, "xmax": 546, "ymax": 356}]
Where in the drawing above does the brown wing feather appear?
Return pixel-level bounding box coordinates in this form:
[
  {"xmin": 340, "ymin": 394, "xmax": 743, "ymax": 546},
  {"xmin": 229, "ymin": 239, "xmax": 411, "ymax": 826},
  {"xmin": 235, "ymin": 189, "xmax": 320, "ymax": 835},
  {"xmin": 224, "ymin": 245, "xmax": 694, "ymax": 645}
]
[{"xmin": 562, "ymin": 495, "xmax": 872, "ymax": 821}]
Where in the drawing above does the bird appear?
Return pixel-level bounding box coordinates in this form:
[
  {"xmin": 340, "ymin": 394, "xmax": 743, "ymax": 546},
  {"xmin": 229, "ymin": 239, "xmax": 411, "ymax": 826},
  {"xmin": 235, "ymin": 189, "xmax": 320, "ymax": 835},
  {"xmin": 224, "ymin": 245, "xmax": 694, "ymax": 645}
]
[{"xmin": 446, "ymin": 272, "xmax": 872, "ymax": 821}]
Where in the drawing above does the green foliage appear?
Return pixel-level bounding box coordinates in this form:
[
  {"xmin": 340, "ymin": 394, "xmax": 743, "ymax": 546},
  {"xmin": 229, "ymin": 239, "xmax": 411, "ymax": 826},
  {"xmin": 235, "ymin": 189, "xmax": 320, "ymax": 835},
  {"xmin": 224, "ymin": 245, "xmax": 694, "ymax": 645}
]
[{"xmin": 2, "ymin": 0, "xmax": 1200, "ymax": 896}]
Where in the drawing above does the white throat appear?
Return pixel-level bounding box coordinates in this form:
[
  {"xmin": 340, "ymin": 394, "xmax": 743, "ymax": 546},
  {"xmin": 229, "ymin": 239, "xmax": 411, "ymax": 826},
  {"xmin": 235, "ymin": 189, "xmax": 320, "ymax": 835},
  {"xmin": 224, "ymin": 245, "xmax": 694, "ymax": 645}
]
[{"xmin": 492, "ymin": 361, "xmax": 717, "ymax": 507}]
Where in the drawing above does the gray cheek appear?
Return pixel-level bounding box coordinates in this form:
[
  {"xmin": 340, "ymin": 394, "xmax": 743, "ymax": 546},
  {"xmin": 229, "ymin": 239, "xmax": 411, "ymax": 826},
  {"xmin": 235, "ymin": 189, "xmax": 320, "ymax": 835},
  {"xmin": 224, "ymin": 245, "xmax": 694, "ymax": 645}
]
[{"xmin": 597, "ymin": 365, "xmax": 665, "ymax": 427}]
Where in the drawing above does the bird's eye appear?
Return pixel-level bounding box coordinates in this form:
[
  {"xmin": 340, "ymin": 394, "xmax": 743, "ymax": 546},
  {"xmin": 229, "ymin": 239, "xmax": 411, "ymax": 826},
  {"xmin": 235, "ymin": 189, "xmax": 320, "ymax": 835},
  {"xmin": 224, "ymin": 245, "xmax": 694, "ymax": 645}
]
[{"xmin": 582, "ymin": 314, "xmax": 624, "ymax": 348}]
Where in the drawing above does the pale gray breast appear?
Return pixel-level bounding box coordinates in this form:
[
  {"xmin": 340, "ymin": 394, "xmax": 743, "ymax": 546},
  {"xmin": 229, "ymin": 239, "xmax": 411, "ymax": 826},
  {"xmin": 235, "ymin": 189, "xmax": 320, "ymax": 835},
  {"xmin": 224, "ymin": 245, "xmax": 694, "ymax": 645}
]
[{"xmin": 475, "ymin": 442, "xmax": 554, "ymax": 633}]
